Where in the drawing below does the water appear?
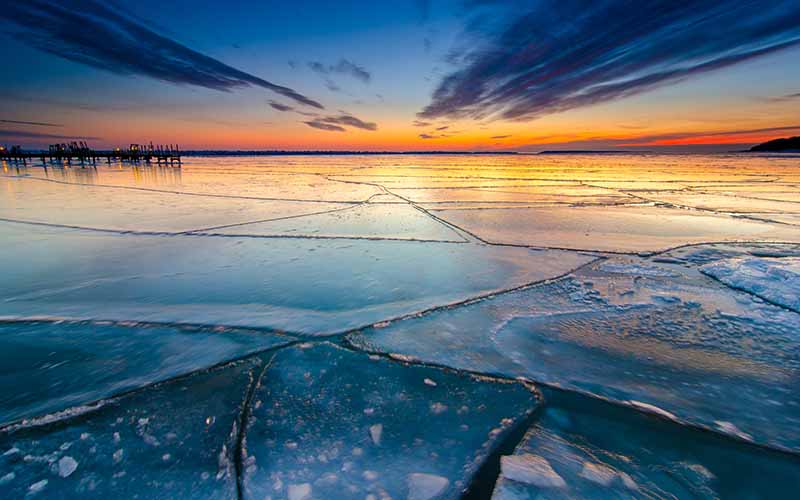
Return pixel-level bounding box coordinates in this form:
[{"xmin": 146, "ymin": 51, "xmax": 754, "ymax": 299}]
[{"xmin": 1, "ymin": 153, "xmax": 800, "ymax": 498}]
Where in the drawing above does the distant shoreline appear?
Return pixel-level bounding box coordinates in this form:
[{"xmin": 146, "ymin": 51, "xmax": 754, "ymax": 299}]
[{"xmin": 179, "ymin": 150, "xmax": 520, "ymax": 157}]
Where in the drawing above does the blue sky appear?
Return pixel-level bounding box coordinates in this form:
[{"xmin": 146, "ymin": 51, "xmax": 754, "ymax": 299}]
[{"xmin": 2, "ymin": 0, "xmax": 800, "ymax": 151}]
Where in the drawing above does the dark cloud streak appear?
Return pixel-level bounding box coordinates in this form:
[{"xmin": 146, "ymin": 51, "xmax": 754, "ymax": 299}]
[
  {"xmin": 320, "ymin": 115, "xmax": 377, "ymax": 131},
  {"xmin": 1, "ymin": 119, "xmax": 62, "ymax": 127},
  {"xmin": 308, "ymin": 59, "xmax": 371, "ymax": 83},
  {"xmin": 304, "ymin": 121, "xmax": 346, "ymax": 132},
  {"xmin": 268, "ymin": 101, "xmax": 294, "ymax": 112},
  {"xmin": 420, "ymin": 1, "xmax": 800, "ymax": 121},
  {"xmin": 0, "ymin": 129, "xmax": 101, "ymax": 140},
  {"xmin": 3, "ymin": 0, "xmax": 323, "ymax": 109}
]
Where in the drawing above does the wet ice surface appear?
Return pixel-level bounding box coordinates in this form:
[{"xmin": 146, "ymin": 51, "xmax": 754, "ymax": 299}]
[
  {"xmin": 214, "ymin": 202, "xmax": 467, "ymax": 242},
  {"xmin": 492, "ymin": 389, "xmax": 800, "ymax": 499},
  {"xmin": 0, "ymin": 321, "xmax": 293, "ymax": 426},
  {"xmin": 242, "ymin": 343, "xmax": 538, "ymax": 500},
  {"xmin": 0, "ymin": 224, "xmax": 590, "ymax": 335},
  {"xmin": 2, "ymin": 153, "xmax": 800, "ymax": 497}
]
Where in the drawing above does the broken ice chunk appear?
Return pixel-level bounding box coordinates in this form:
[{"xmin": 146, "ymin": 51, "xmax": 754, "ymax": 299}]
[
  {"xmin": 287, "ymin": 483, "xmax": 312, "ymax": 500},
  {"xmin": 240, "ymin": 343, "xmax": 539, "ymax": 500},
  {"xmin": 492, "ymin": 389, "xmax": 800, "ymax": 499},
  {"xmin": 369, "ymin": 424, "xmax": 383, "ymax": 446},
  {"xmin": 57, "ymin": 456, "xmax": 78, "ymax": 478},
  {"xmin": 499, "ymin": 455, "xmax": 566, "ymax": 488},
  {"xmin": 407, "ymin": 473, "xmax": 449, "ymax": 500},
  {"xmin": 701, "ymin": 256, "xmax": 800, "ymax": 313}
]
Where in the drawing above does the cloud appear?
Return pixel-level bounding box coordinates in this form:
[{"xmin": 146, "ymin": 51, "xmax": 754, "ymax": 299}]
[
  {"xmin": 491, "ymin": 135, "xmax": 511, "ymax": 139},
  {"xmin": 513, "ymin": 124, "xmax": 800, "ymax": 151},
  {"xmin": 768, "ymin": 91, "xmax": 800, "ymax": 102},
  {"xmin": 420, "ymin": 1, "xmax": 800, "ymax": 121},
  {"xmin": 3, "ymin": 0, "xmax": 323, "ymax": 109},
  {"xmin": 1, "ymin": 119, "xmax": 62, "ymax": 127},
  {"xmin": 418, "ymin": 132, "xmax": 451, "ymax": 139},
  {"xmin": 435, "ymin": 125, "xmax": 449, "ymax": 131},
  {"xmin": 268, "ymin": 101, "xmax": 294, "ymax": 112},
  {"xmin": 308, "ymin": 59, "xmax": 371, "ymax": 83},
  {"xmin": 318, "ymin": 115, "xmax": 378, "ymax": 131},
  {"xmin": 304, "ymin": 120, "xmax": 346, "ymax": 132},
  {"xmin": 0, "ymin": 129, "xmax": 101, "ymax": 140},
  {"xmin": 0, "ymin": 92, "xmax": 137, "ymax": 112},
  {"xmin": 618, "ymin": 124, "xmax": 800, "ymax": 146},
  {"xmin": 413, "ymin": 120, "xmax": 432, "ymax": 127}
]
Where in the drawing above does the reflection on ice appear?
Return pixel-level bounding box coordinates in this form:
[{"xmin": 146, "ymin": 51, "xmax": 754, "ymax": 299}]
[
  {"xmin": 3, "ymin": 154, "xmax": 800, "ymax": 495},
  {"xmin": 213, "ymin": 203, "xmax": 466, "ymax": 242},
  {"xmin": 431, "ymin": 205, "xmax": 800, "ymax": 252},
  {"xmin": 0, "ymin": 224, "xmax": 593, "ymax": 335}
]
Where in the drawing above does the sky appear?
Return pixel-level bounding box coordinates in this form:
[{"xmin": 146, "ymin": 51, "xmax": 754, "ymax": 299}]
[{"xmin": 1, "ymin": 0, "xmax": 800, "ymax": 152}]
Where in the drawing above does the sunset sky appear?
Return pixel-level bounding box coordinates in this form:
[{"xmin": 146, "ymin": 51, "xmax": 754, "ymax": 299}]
[{"xmin": 2, "ymin": 0, "xmax": 800, "ymax": 152}]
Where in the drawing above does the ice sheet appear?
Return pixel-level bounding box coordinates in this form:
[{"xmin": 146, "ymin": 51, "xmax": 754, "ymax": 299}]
[
  {"xmin": 701, "ymin": 256, "xmax": 800, "ymax": 312},
  {"xmin": 213, "ymin": 203, "xmax": 466, "ymax": 241},
  {"xmin": 0, "ymin": 357, "xmax": 260, "ymax": 499},
  {"xmin": 492, "ymin": 389, "xmax": 800, "ymax": 499},
  {"xmin": 349, "ymin": 248, "xmax": 800, "ymax": 451},
  {"xmin": 0, "ymin": 175, "xmax": 349, "ymax": 233},
  {"xmin": 0, "ymin": 224, "xmax": 593, "ymax": 335},
  {"xmin": 0, "ymin": 321, "xmax": 292, "ymax": 425},
  {"xmin": 431, "ymin": 205, "xmax": 800, "ymax": 252},
  {"xmin": 241, "ymin": 343, "xmax": 539, "ymax": 500}
]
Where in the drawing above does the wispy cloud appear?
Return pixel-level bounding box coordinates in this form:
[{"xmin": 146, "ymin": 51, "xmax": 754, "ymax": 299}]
[
  {"xmin": 413, "ymin": 120, "xmax": 432, "ymax": 127},
  {"xmin": 1, "ymin": 119, "xmax": 62, "ymax": 127},
  {"xmin": 304, "ymin": 120, "xmax": 346, "ymax": 132},
  {"xmin": 268, "ymin": 101, "xmax": 294, "ymax": 112},
  {"xmin": 767, "ymin": 91, "xmax": 800, "ymax": 102},
  {"xmin": 3, "ymin": 0, "xmax": 323, "ymax": 109},
  {"xmin": 0, "ymin": 129, "xmax": 101, "ymax": 140},
  {"xmin": 319, "ymin": 115, "xmax": 377, "ymax": 131},
  {"xmin": 619, "ymin": 124, "xmax": 800, "ymax": 146},
  {"xmin": 420, "ymin": 1, "xmax": 800, "ymax": 121},
  {"xmin": 491, "ymin": 135, "xmax": 511, "ymax": 139},
  {"xmin": 513, "ymin": 124, "xmax": 800, "ymax": 151},
  {"xmin": 308, "ymin": 59, "xmax": 371, "ymax": 83}
]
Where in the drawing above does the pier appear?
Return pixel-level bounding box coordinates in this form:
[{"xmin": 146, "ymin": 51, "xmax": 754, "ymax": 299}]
[{"xmin": 0, "ymin": 142, "xmax": 181, "ymax": 166}]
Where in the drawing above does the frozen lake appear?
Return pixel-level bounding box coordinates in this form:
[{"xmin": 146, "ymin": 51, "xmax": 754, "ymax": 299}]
[{"xmin": 2, "ymin": 153, "xmax": 800, "ymax": 498}]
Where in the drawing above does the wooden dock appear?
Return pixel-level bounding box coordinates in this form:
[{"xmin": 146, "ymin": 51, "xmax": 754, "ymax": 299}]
[{"xmin": 0, "ymin": 142, "xmax": 181, "ymax": 166}]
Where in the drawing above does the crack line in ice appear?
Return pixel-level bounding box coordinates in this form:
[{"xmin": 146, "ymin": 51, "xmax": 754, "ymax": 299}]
[
  {"xmin": 178, "ymin": 193, "xmax": 378, "ymax": 234},
  {"xmin": 318, "ymin": 173, "xmax": 474, "ymax": 243},
  {"xmin": 1, "ymin": 174, "xmax": 366, "ymax": 204},
  {"xmin": 0, "ymin": 342, "xmax": 302, "ymax": 435},
  {"xmin": 0, "ymin": 218, "xmax": 467, "ymax": 244},
  {"xmin": 340, "ymin": 337, "xmax": 800, "ymax": 459},
  {"xmin": 234, "ymin": 355, "xmax": 272, "ymax": 500}
]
